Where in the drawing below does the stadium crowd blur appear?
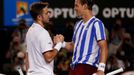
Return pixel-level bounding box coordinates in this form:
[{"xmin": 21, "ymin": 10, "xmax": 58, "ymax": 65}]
[{"xmin": 0, "ymin": 17, "xmax": 134, "ymax": 75}]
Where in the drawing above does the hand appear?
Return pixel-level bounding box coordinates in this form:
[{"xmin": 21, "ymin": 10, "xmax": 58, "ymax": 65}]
[
  {"xmin": 58, "ymin": 34, "xmax": 64, "ymax": 42},
  {"xmin": 53, "ymin": 34, "xmax": 64, "ymax": 44}
]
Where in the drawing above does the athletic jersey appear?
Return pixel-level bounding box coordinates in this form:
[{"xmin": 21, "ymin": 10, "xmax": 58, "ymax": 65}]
[
  {"xmin": 26, "ymin": 23, "xmax": 54, "ymax": 75},
  {"xmin": 72, "ymin": 16, "xmax": 106, "ymax": 67}
]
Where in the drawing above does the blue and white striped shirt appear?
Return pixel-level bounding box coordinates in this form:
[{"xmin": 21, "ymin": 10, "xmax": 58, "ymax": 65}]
[{"xmin": 72, "ymin": 16, "xmax": 106, "ymax": 67}]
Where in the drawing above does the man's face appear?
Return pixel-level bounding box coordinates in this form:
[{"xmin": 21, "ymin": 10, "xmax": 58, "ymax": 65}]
[
  {"xmin": 40, "ymin": 7, "xmax": 51, "ymax": 24},
  {"xmin": 74, "ymin": 0, "xmax": 84, "ymax": 17}
]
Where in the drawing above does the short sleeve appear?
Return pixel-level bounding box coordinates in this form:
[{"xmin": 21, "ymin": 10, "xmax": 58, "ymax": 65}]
[
  {"xmin": 39, "ymin": 31, "xmax": 53, "ymax": 53},
  {"xmin": 72, "ymin": 20, "xmax": 82, "ymax": 43},
  {"xmin": 94, "ymin": 20, "xmax": 106, "ymax": 41}
]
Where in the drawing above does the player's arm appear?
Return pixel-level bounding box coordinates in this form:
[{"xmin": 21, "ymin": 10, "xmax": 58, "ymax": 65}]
[
  {"xmin": 43, "ymin": 41, "xmax": 63, "ymax": 63},
  {"xmin": 43, "ymin": 41, "xmax": 74, "ymax": 62},
  {"xmin": 54, "ymin": 34, "xmax": 74, "ymax": 52},
  {"xmin": 98, "ymin": 40, "xmax": 108, "ymax": 65},
  {"xmin": 43, "ymin": 34, "xmax": 74, "ymax": 63},
  {"xmin": 43, "ymin": 48, "xmax": 59, "ymax": 63},
  {"xmin": 94, "ymin": 21, "xmax": 108, "ymax": 75},
  {"xmin": 42, "ymin": 34, "xmax": 63, "ymax": 63},
  {"xmin": 96, "ymin": 40, "xmax": 108, "ymax": 75},
  {"xmin": 62, "ymin": 41, "xmax": 74, "ymax": 52}
]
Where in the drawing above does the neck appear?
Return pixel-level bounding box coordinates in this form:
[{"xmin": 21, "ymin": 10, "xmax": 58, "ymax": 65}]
[
  {"xmin": 35, "ymin": 20, "xmax": 45, "ymax": 28},
  {"xmin": 82, "ymin": 10, "xmax": 93, "ymax": 23}
]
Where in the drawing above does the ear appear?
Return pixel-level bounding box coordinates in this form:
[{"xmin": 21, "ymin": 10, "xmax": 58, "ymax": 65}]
[
  {"xmin": 83, "ymin": 4, "xmax": 88, "ymax": 9},
  {"xmin": 37, "ymin": 15, "xmax": 42, "ymax": 20}
]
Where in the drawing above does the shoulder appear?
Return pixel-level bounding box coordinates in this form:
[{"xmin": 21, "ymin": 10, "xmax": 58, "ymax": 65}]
[
  {"xmin": 94, "ymin": 17, "xmax": 103, "ymax": 23},
  {"xmin": 39, "ymin": 29, "xmax": 51, "ymax": 41},
  {"xmin": 75, "ymin": 20, "xmax": 83, "ymax": 25},
  {"xmin": 74, "ymin": 20, "xmax": 83, "ymax": 29},
  {"xmin": 91, "ymin": 17, "xmax": 104, "ymax": 27}
]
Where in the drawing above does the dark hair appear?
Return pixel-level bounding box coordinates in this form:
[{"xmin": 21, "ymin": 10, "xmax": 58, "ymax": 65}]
[
  {"xmin": 80, "ymin": 0, "xmax": 94, "ymax": 10},
  {"xmin": 30, "ymin": 2, "xmax": 49, "ymax": 20}
]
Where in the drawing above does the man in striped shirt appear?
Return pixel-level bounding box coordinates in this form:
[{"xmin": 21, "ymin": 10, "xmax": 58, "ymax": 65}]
[{"xmin": 56, "ymin": 0, "xmax": 108, "ymax": 75}]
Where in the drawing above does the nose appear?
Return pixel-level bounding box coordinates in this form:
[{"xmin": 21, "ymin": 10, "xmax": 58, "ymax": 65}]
[
  {"xmin": 48, "ymin": 11, "xmax": 52, "ymax": 18},
  {"xmin": 48, "ymin": 11, "xmax": 51, "ymax": 15}
]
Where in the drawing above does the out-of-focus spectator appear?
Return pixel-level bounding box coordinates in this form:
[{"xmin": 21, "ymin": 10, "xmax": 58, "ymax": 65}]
[
  {"xmin": 12, "ymin": 19, "xmax": 28, "ymax": 51},
  {"xmin": 12, "ymin": 19, "xmax": 28, "ymax": 43},
  {"xmin": 106, "ymin": 18, "xmax": 134, "ymax": 73},
  {"xmin": 108, "ymin": 18, "xmax": 124, "ymax": 57},
  {"xmin": 54, "ymin": 49, "xmax": 72, "ymax": 75},
  {"xmin": 116, "ymin": 32, "xmax": 134, "ymax": 70},
  {"xmin": 106, "ymin": 56, "xmax": 125, "ymax": 72},
  {"xmin": 4, "ymin": 19, "xmax": 28, "ymax": 74}
]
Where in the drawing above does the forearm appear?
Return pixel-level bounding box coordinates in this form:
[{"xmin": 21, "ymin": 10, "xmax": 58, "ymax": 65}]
[
  {"xmin": 43, "ymin": 41, "xmax": 74, "ymax": 63},
  {"xmin": 98, "ymin": 40, "xmax": 108, "ymax": 63},
  {"xmin": 98, "ymin": 40, "xmax": 108, "ymax": 72},
  {"xmin": 99, "ymin": 46, "xmax": 108, "ymax": 63},
  {"xmin": 43, "ymin": 49, "xmax": 58, "ymax": 63},
  {"xmin": 64, "ymin": 42, "xmax": 74, "ymax": 52},
  {"xmin": 43, "ymin": 42, "xmax": 62, "ymax": 63}
]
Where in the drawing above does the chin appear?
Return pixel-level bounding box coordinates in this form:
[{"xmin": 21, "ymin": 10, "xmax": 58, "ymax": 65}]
[
  {"xmin": 46, "ymin": 21, "xmax": 51, "ymax": 25},
  {"xmin": 47, "ymin": 21, "xmax": 50, "ymax": 24},
  {"xmin": 46, "ymin": 20, "xmax": 50, "ymax": 23}
]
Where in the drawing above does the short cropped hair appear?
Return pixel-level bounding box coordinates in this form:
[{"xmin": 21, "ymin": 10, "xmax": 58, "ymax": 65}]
[
  {"xmin": 80, "ymin": 0, "xmax": 94, "ymax": 10},
  {"xmin": 30, "ymin": 2, "xmax": 49, "ymax": 20}
]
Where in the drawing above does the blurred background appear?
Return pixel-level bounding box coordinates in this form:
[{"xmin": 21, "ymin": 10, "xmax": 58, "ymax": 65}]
[{"xmin": 0, "ymin": 0, "xmax": 134, "ymax": 75}]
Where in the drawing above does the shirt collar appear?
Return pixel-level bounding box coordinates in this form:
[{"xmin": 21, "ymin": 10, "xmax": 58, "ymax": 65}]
[
  {"xmin": 33, "ymin": 23, "xmax": 44, "ymax": 29},
  {"xmin": 82, "ymin": 16, "xmax": 95, "ymax": 25}
]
